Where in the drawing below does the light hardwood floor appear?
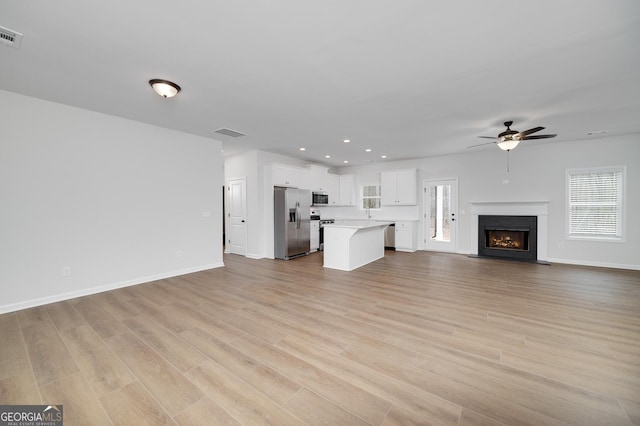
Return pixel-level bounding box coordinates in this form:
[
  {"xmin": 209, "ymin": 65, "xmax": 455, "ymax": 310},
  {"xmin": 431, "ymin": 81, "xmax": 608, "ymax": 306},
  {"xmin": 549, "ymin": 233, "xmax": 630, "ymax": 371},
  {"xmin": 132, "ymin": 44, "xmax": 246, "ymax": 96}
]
[{"xmin": 1, "ymin": 251, "xmax": 639, "ymax": 425}]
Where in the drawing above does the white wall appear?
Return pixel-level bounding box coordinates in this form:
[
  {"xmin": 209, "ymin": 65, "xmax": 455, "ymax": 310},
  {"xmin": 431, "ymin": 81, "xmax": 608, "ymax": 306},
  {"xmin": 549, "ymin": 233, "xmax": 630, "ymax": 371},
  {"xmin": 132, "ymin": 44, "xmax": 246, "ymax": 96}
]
[{"xmin": 0, "ymin": 90, "xmax": 224, "ymax": 313}]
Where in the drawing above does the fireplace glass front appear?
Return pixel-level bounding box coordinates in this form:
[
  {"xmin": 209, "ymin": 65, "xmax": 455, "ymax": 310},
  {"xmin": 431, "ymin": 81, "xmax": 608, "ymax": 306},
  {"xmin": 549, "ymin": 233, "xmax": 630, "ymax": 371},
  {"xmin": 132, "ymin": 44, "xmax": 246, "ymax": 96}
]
[{"xmin": 485, "ymin": 230, "xmax": 528, "ymax": 251}]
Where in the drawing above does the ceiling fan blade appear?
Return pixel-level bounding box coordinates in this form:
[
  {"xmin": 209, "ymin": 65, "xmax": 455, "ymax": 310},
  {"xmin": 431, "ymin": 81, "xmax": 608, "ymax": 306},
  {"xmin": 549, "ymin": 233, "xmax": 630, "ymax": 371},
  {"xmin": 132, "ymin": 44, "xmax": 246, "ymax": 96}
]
[
  {"xmin": 522, "ymin": 134, "xmax": 557, "ymax": 140},
  {"xmin": 477, "ymin": 136, "xmax": 497, "ymax": 139},
  {"xmin": 519, "ymin": 126, "xmax": 545, "ymax": 137},
  {"xmin": 467, "ymin": 141, "xmax": 497, "ymax": 148}
]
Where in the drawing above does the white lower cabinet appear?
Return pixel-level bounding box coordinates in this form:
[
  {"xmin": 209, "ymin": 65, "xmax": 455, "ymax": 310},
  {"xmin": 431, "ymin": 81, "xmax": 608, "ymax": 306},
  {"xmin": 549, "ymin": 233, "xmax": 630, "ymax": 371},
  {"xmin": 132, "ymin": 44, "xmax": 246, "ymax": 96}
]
[
  {"xmin": 395, "ymin": 221, "xmax": 417, "ymax": 252},
  {"xmin": 310, "ymin": 221, "xmax": 320, "ymax": 252}
]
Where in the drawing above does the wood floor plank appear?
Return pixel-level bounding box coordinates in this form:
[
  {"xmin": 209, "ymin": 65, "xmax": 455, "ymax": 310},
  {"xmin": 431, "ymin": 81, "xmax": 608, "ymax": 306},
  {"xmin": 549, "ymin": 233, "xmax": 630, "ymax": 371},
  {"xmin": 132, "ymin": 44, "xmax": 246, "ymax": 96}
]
[
  {"xmin": 194, "ymin": 302, "xmax": 288, "ymax": 344},
  {"xmin": 237, "ymin": 304, "xmax": 348, "ymax": 355},
  {"xmin": 172, "ymin": 397, "xmax": 240, "ymax": 426},
  {"xmin": 45, "ymin": 301, "xmax": 87, "ymax": 332},
  {"xmin": 0, "ymin": 314, "xmax": 31, "ymax": 380},
  {"xmin": 410, "ymin": 340, "xmax": 627, "ymax": 419},
  {"xmin": 276, "ymin": 335, "xmax": 463, "ymax": 424},
  {"xmin": 105, "ymin": 332, "xmax": 203, "ymax": 417},
  {"xmin": 100, "ymin": 381, "xmax": 176, "ymax": 426},
  {"xmin": 39, "ymin": 373, "xmax": 111, "ymax": 426},
  {"xmin": 232, "ymin": 334, "xmax": 392, "ymax": 425},
  {"xmin": 457, "ymin": 408, "xmax": 510, "ymax": 426},
  {"xmin": 0, "ymin": 370, "xmax": 41, "ymax": 405},
  {"xmin": 127, "ymin": 297, "xmax": 193, "ymax": 333},
  {"xmin": 61, "ymin": 324, "xmax": 135, "ymax": 397},
  {"xmin": 72, "ymin": 297, "xmax": 129, "ymax": 338},
  {"xmin": 619, "ymin": 398, "xmax": 640, "ymax": 426},
  {"xmin": 180, "ymin": 327, "xmax": 302, "ymax": 406},
  {"xmin": 283, "ymin": 388, "xmax": 372, "ymax": 426},
  {"xmin": 16, "ymin": 306, "xmax": 50, "ymax": 328},
  {"xmin": 409, "ymin": 348, "xmax": 632, "ymax": 425},
  {"xmin": 20, "ymin": 321, "xmax": 79, "ymax": 386},
  {"xmin": 501, "ymin": 350, "xmax": 640, "ymax": 401},
  {"xmin": 90, "ymin": 291, "xmax": 141, "ymax": 321},
  {"xmin": 185, "ymin": 360, "xmax": 304, "ymax": 425},
  {"xmin": 123, "ymin": 315, "xmax": 208, "ymax": 373}
]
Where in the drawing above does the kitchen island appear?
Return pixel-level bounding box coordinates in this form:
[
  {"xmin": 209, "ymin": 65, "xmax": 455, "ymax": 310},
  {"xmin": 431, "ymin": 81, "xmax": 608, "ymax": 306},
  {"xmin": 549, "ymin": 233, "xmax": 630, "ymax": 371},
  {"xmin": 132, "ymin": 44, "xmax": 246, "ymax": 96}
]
[{"xmin": 323, "ymin": 220, "xmax": 392, "ymax": 271}]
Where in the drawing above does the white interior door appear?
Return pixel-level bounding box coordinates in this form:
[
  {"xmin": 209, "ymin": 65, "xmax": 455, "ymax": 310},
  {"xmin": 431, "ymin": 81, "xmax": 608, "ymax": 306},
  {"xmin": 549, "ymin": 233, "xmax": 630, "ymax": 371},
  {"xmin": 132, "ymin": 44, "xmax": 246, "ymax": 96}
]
[
  {"xmin": 227, "ymin": 178, "xmax": 247, "ymax": 256},
  {"xmin": 424, "ymin": 179, "xmax": 457, "ymax": 252}
]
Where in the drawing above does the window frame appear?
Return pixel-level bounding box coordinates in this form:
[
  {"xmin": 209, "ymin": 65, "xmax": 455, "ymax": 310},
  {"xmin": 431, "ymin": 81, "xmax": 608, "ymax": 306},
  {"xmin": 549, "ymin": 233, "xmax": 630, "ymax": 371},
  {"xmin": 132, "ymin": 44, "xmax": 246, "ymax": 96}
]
[
  {"xmin": 361, "ymin": 184, "xmax": 381, "ymax": 210},
  {"xmin": 566, "ymin": 166, "xmax": 626, "ymax": 242}
]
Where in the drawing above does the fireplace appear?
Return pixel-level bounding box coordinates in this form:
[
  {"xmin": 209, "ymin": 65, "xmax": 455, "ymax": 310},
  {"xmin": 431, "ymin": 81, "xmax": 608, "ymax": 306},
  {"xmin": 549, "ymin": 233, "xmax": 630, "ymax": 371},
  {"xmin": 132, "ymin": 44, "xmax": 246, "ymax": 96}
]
[{"xmin": 478, "ymin": 215, "xmax": 537, "ymax": 262}]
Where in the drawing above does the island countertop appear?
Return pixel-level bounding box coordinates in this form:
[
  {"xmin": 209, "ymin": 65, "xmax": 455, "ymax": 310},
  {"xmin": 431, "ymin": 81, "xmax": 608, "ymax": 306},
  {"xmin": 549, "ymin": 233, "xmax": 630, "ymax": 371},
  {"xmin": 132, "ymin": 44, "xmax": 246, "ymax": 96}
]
[{"xmin": 323, "ymin": 220, "xmax": 393, "ymax": 229}]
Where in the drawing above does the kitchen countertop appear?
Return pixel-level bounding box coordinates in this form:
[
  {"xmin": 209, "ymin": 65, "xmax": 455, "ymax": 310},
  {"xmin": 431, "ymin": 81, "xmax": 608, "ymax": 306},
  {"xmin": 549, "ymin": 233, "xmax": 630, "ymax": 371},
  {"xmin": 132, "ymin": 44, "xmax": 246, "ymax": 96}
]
[
  {"xmin": 330, "ymin": 218, "xmax": 419, "ymax": 223},
  {"xmin": 324, "ymin": 220, "xmax": 393, "ymax": 229}
]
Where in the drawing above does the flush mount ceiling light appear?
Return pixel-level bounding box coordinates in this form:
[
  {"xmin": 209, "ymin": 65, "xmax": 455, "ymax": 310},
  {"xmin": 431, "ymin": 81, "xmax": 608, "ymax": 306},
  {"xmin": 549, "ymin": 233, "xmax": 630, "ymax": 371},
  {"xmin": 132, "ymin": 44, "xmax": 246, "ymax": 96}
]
[{"xmin": 148, "ymin": 79, "xmax": 181, "ymax": 98}]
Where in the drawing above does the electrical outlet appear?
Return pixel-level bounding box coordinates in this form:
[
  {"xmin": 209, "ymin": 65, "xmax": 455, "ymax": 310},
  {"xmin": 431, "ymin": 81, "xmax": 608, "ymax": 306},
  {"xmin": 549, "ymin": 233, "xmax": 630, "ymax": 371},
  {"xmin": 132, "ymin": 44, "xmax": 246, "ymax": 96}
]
[
  {"xmin": 176, "ymin": 250, "xmax": 182, "ymax": 258},
  {"xmin": 202, "ymin": 210, "xmax": 211, "ymax": 217},
  {"xmin": 62, "ymin": 267, "xmax": 71, "ymax": 276},
  {"xmin": 502, "ymin": 179, "xmax": 510, "ymax": 184}
]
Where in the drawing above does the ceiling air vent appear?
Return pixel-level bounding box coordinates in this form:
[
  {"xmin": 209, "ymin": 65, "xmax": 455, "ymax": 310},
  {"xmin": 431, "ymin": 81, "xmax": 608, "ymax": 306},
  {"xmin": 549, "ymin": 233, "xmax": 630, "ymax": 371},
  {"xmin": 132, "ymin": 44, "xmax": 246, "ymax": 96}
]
[
  {"xmin": 214, "ymin": 128, "xmax": 246, "ymax": 138},
  {"xmin": 0, "ymin": 26, "xmax": 23, "ymax": 49}
]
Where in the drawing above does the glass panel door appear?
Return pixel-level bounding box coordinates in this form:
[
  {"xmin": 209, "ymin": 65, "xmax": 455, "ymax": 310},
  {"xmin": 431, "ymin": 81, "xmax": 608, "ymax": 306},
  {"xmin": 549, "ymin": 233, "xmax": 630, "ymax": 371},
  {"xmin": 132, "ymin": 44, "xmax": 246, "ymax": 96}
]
[{"xmin": 424, "ymin": 179, "xmax": 457, "ymax": 252}]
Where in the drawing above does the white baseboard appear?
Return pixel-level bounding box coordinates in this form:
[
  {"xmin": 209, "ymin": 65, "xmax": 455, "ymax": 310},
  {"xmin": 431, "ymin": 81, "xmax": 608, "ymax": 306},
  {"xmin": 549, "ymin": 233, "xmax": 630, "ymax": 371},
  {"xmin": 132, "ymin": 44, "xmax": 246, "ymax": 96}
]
[
  {"xmin": 246, "ymin": 252, "xmax": 265, "ymax": 259},
  {"xmin": 0, "ymin": 262, "xmax": 225, "ymax": 315},
  {"xmin": 546, "ymin": 257, "xmax": 640, "ymax": 271}
]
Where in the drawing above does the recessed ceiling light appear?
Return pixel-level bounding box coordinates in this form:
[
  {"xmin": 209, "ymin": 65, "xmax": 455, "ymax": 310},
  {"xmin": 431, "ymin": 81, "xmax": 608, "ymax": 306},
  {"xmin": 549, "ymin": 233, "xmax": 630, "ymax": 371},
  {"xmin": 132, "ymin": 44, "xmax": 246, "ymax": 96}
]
[
  {"xmin": 365, "ymin": 148, "xmax": 372, "ymax": 152},
  {"xmin": 343, "ymin": 160, "xmax": 349, "ymax": 164},
  {"xmin": 381, "ymin": 155, "xmax": 387, "ymax": 159},
  {"xmin": 299, "ymin": 147, "xmax": 306, "ymax": 151},
  {"xmin": 325, "ymin": 155, "xmax": 331, "ymax": 158},
  {"xmin": 343, "ymin": 139, "xmax": 350, "ymax": 143}
]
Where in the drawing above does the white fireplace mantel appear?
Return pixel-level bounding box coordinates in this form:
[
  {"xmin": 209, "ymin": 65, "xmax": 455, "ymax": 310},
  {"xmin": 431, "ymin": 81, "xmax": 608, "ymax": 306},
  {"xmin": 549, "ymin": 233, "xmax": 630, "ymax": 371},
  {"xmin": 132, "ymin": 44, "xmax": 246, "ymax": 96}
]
[{"xmin": 469, "ymin": 201, "xmax": 549, "ymax": 260}]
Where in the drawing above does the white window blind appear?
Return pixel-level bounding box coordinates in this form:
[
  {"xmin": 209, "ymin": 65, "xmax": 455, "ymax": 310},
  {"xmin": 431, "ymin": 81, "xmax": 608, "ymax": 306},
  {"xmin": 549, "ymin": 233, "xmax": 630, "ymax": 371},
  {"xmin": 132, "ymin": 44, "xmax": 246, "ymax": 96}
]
[{"xmin": 567, "ymin": 168, "xmax": 624, "ymax": 239}]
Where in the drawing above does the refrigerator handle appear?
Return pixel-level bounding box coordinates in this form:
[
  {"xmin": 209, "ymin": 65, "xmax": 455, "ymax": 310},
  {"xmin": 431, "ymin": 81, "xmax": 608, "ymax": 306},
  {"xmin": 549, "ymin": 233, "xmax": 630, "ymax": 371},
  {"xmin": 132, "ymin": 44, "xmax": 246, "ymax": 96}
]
[{"xmin": 296, "ymin": 202, "xmax": 300, "ymax": 229}]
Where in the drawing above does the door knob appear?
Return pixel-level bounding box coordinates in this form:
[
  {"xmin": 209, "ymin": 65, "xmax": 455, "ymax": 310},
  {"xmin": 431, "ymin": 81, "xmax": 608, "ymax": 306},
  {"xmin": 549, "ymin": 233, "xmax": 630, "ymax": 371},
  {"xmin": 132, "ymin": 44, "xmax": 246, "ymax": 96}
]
[{"xmin": 241, "ymin": 220, "xmax": 245, "ymax": 223}]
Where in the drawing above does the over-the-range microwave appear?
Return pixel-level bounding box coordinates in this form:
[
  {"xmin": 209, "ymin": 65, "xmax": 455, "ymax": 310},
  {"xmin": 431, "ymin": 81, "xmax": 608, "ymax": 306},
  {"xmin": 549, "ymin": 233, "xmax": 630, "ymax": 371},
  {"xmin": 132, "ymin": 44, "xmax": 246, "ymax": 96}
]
[{"xmin": 312, "ymin": 191, "xmax": 329, "ymax": 206}]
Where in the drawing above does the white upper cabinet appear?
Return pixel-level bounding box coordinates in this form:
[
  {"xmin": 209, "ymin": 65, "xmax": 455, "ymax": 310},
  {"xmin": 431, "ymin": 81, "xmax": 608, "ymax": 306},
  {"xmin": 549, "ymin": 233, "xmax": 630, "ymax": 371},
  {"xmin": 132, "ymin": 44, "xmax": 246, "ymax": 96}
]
[
  {"xmin": 338, "ymin": 174, "xmax": 355, "ymax": 206},
  {"xmin": 381, "ymin": 169, "xmax": 417, "ymax": 205},
  {"xmin": 273, "ymin": 164, "xmax": 308, "ymax": 188},
  {"xmin": 309, "ymin": 165, "xmax": 330, "ymax": 191},
  {"xmin": 271, "ymin": 164, "xmax": 354, "ymax": 206}
]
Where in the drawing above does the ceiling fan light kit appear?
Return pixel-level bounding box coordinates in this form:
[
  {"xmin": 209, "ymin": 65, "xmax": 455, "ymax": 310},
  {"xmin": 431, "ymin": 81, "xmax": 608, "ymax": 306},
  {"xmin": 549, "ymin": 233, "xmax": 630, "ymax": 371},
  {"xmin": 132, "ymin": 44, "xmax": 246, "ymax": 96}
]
[{"xmin": 497, "ymin": 139, "xmax": 520, "ymax": 151}]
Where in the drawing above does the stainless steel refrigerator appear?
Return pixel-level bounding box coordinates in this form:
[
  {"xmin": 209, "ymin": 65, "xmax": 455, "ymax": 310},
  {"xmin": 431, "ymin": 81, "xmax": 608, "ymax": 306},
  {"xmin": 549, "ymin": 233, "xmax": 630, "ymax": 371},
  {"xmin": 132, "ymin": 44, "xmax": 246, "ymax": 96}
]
[{"xmin": 274, "ymin": 187, "xmax": 311, "ymax": 259}]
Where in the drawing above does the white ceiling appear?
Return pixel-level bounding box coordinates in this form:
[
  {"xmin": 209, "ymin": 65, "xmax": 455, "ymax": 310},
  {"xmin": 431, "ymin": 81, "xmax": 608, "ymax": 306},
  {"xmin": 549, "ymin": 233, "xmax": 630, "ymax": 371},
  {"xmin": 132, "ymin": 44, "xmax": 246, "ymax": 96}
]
[{"xmin": 2, "ymin": 1, "xmax": 640, "ymax": 167}]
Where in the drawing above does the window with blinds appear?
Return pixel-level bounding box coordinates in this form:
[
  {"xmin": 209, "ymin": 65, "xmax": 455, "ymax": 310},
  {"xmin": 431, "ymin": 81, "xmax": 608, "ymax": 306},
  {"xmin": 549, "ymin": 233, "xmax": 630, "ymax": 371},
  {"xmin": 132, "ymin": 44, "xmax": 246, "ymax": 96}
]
[{"xmin": 567, "ymin": 167, "xmax": 625, "ymax": 240}]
